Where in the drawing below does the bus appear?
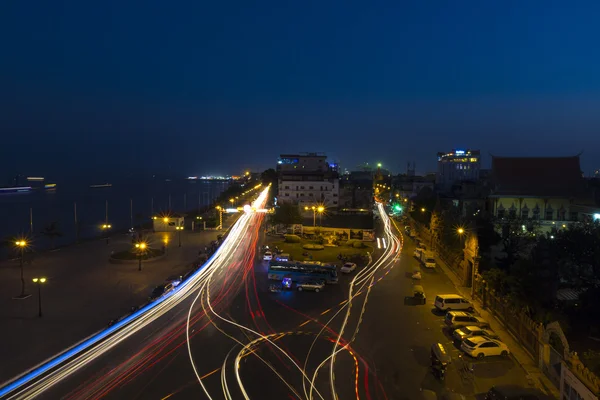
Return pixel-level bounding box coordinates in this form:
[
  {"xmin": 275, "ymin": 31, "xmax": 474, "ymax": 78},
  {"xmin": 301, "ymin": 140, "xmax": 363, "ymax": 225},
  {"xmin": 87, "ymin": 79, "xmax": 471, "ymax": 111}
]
[{"xmin": 268, "ymin": 261, "xmax": 338, "ymax": 284}]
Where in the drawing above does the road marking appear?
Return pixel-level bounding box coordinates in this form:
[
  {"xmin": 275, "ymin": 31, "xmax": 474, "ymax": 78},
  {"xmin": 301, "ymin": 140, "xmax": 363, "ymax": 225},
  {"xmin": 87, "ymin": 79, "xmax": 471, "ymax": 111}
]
[
  {"xmin": 320, "ymin": 308, "xmax": 331, "ymax": 316},
  {"xmin": 298, "ymin": 320, "xmax": 311, "ymax": 327}
]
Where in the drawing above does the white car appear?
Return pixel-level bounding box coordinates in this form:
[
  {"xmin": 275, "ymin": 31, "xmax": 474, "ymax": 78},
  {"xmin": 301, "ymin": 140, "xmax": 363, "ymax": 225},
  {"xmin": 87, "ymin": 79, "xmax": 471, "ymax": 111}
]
[
  {"xmin": 263, "ymin": 251, "xmax": 273, "ymax": 261},
  {"xmin": 340, "ymin": 262, "xmax": 357, "ymax": 273},
  {"xmin": 461, "ymin": 336, "xmax": 510, "ymax": 359}
]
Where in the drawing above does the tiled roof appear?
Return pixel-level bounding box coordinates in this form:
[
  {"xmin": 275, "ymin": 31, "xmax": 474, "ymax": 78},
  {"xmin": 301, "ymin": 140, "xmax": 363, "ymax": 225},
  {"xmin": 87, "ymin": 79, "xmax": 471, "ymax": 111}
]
[{"xmin": 491, "ymin": 156, "xmax": 583, "ymax": 197}]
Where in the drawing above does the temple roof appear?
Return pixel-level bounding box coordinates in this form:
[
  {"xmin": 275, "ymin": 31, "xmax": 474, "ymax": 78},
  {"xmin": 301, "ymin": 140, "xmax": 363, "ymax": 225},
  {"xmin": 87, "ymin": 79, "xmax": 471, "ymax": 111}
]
[{"xmin": 490, "ymin": 156, "xmax": 583, "ymax": 197}]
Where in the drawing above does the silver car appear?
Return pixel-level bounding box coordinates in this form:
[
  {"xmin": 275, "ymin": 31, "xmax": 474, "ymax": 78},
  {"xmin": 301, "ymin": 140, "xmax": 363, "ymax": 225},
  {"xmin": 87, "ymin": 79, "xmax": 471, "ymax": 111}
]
[
  {"xmin": 297, "ymin": 281, "xmax": 325, "ymax": 292},
  {"xmin": 453, "ymin": 326, "xmax": 499, "ymax": 342}
]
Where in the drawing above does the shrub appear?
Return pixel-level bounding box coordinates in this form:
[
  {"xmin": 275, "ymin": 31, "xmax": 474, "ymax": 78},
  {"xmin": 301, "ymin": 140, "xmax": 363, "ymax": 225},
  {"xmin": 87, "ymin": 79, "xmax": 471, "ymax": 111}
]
[
  {"xmin": 303, "ymin": 244, "xmax": 324, "ymax": 250},
  {"xmin": 352, "ymin": 241, "xmax": 365, "ymax": 249},
  {"xmin": 314, "ymin": 235, "xmax": 325, "ymax": 245},
  {"xmin": 284, "ymin": 234, "xmax": 301, "ymax": 243}
]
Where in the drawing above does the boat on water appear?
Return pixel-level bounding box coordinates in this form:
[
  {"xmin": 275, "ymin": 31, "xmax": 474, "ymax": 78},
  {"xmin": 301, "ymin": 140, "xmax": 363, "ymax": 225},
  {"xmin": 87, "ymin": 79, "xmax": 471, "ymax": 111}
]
[
  {"xmin": 90, "ymin": 183, "xmax": 112, "ymax": 188},
  {"xmin": 0, "ymin": 186, "xmax": 32, "ymax": 194}
]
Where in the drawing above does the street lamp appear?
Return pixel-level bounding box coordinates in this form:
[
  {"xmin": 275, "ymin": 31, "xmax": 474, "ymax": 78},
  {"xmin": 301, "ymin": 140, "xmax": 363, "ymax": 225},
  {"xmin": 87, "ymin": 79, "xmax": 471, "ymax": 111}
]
[
  {"xmin": 230, "ymin": 198, "xmax": 235, "ymax": 208},
  {"xmin": 176, "ymin": 226, "xmax": 183, "ymax": 247},
  {"xmin": 317, "ymin": 206, "xmax": 325, "ymax": 226},
  {"xmin": 101, "ymin": 224, "xmax": 112, "ymax": 244},
  {"xmin": 32, "ymin": 277, "xmax": 47, "ymax": 317},
  {"xmin": 135, "ymin": 241, "xmax": 147, "ymax": 271},
  {"xmin": 421, "ymin": 208, "xmax": 426, "ymax": 212},
  {"xmin": 457, "ymin": 227, "xmax": 465, "ymax": 235},
  {"xmin": 15, "ymin": 240, "xmax": 29, "ymax": 299}
]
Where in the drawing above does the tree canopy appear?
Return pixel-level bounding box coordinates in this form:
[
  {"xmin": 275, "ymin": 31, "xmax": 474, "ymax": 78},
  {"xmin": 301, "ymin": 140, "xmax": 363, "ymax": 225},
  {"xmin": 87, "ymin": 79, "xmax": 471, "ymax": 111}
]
[{"xmin": 270, "ymin": 203, "xmax": 302, "ymax": 227}]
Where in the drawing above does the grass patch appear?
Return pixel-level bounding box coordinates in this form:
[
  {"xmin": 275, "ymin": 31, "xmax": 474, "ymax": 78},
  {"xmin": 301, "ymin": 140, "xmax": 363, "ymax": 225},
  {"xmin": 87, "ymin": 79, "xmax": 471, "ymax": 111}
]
[
  {"xmin": 111, "ymin": 248, "xmax": 164, "ymax": 260},
  {"xmin": 271, "ymin": 239, "xmax": 372, "ymax": 263}
]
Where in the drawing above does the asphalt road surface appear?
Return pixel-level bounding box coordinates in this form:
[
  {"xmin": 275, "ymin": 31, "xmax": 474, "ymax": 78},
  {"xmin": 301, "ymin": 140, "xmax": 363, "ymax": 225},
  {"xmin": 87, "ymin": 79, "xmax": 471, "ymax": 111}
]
[{"xmin": 2, "ymin": 198, "xmax": 531, "ymax": 400}]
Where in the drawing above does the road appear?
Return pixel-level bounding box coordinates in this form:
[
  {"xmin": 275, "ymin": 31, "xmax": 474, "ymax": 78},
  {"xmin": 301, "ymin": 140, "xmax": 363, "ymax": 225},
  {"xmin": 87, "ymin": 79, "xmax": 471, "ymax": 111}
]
[{"xmin": 1, "ymin": 197, "xmax": 531, "ymax": 399}]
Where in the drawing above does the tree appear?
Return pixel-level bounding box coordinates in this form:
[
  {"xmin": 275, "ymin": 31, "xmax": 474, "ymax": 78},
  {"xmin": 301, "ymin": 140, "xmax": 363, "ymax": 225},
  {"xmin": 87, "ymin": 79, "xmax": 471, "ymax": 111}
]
[
  {"xmin": 41, "ymin": 221, "xmax": 63, "ymax": 249},
  {"xmin": 269, "ymin": 203, "xmax": 302, "ymax": 228},
  {"xmin": 261, "ymin": 168, "xmax": 277, "ymax": 185}
]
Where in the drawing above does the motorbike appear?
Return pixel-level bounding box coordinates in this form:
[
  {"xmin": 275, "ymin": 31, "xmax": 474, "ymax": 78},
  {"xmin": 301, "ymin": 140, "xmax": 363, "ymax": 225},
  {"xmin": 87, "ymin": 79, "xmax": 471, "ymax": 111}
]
[{"xmin": 430, "ymin": 342, "xmax": 451, "ymax": 381}]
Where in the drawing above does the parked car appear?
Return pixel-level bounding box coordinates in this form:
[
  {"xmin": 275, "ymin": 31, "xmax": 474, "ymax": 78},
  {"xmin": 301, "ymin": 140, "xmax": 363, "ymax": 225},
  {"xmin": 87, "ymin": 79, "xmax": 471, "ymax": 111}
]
[
  {"xmin": 461, "ymin": 336, "xmax": 510, "ymax": 359},
  {"xmin": 297, "ymin": 281, "xmax": 325, "ymax": 292},
  {"xmin": 149, "ymin": 282, "xmax": 175, "ymax": 301},
  {"xmin": 453, "ymin": 326, "xmax": 499, "ymax": 342},
  {"xmin": 414, "ymin": 247, "xmax": 425, "ymax": 259},
  {"xmin": 263, "ymin": 251, "xmax": 273, "ymax": 261},
  {"xmin": 340, "ymin": 262, "xmax": 357, "ymax": 273},
  {"xmin": 484, "ymin": 384, "xmax": 551, "ymax": 399},
  {"xmin": 445, "ymin": 311, "xmax": 490, "ymax": 329},
  {"xmin": 434, "ymin": 294, "xmax": 474, "ymax": 312}
]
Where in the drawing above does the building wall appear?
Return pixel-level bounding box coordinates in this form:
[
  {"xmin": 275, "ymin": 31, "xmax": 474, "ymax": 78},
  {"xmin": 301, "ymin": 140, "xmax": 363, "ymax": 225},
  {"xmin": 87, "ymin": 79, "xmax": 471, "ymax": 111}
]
[{"xmin": 278, "ymin": 179, "xmax": 339, "ymax": 207}]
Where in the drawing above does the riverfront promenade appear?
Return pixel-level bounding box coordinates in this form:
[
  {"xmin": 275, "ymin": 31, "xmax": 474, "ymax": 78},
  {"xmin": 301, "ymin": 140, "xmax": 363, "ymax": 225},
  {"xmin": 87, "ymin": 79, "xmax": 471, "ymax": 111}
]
[{"xmin": 0, "ymin": 217, "xmax": 235, "ymax": 384}]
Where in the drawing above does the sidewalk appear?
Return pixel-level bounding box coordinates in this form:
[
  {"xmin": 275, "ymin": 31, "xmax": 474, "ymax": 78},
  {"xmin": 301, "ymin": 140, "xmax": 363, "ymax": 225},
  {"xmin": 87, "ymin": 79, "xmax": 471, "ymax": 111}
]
[
  {"xmin": 0, "ymin": 216, "xmax": 236, "ymax": 384},
  {"xmin": 434, "ymin": 252, "xmax": 560, "ymax": 399}
]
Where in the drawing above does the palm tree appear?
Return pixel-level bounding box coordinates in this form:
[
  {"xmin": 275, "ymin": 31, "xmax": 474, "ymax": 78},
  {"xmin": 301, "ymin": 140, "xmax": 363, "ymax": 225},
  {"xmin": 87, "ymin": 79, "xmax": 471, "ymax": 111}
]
[{"xmin": 41, "ymin": 221, "xmax": 63, "ymax": 249}]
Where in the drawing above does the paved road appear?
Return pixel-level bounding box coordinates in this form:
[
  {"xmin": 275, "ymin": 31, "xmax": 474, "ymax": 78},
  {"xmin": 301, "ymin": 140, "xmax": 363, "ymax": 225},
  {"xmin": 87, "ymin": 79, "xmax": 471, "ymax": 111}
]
[
  {"xmin": 2, "ymin": 200, "xmax": 531, "ymax": 399},
  {"xmin": 0, "ymin": 218, "xmax": 235, "ymax": 384}
]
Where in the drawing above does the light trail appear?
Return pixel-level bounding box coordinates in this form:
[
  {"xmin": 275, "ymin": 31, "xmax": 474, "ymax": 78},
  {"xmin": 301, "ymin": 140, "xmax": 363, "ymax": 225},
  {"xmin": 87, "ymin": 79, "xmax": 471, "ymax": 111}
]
[{"xmin": 0, "ymin": 188, "xmax": 271, "ymax": 400}]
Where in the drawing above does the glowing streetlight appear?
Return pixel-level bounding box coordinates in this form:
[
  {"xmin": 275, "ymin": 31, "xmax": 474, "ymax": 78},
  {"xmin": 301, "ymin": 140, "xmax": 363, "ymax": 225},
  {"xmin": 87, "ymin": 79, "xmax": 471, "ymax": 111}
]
[
  {"xmin": 176, "ymin": 226, "xmax": 183, "ymax": 247},
  {"xmin": 230, "ymin": 198, "xmax": 235, "ymax": 207},
  {"xmin": 457, "ymin": 227, "xmax": 465, "ymax": 235},
  {"xmin": 421, "ymin": 208, "xmax": 426, "ymax": 212},
  {"xmin": 101, "ymin": 224, "xmax": 112, "ymax": 244},
  {"xmin": 32, "ymin": 277, "xmax": 47, "ymax": 317},
  {"xmin": 15, "ymin": 240, "xmax": 29, "ymax": 298},
  {"xmin": 135, "ymin": 241, "xmax": 147, "ymax": 271}
]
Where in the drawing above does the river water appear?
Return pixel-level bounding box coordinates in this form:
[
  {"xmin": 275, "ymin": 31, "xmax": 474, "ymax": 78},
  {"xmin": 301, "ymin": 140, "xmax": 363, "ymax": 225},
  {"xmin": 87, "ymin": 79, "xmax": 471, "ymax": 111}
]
[{"xmin": 0, "ymin": 178, "xmax": 230, "ymax": 255}]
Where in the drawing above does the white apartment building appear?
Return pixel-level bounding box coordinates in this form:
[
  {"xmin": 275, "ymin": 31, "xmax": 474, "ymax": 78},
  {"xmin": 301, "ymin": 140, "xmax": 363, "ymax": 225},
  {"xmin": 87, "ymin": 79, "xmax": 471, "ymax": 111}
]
[
  {"xmin": 276, "ymin": 153, "xmax": 340, "ymax": 207},
  {"xmin": 278, "ymin": 178, "xmax": 339, "ymax": 207}
]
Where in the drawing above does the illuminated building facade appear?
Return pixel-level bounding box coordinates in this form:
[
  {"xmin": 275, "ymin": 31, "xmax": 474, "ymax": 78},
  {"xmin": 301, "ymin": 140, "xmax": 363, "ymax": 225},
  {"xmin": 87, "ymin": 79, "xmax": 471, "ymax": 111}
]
[
  {"xmin": 436, "ymin": 149, "xmax": 481, "ymax": 192},
  {"xmin": 277, "ymin": 153, "xmax": 339, "ymax": 207}
]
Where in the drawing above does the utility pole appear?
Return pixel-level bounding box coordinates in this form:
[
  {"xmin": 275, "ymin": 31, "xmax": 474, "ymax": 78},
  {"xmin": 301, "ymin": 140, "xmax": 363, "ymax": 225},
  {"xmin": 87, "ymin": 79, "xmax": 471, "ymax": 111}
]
[{"xmin": 74, "ymin": 202, "xmax": 78, "ymax": 242}]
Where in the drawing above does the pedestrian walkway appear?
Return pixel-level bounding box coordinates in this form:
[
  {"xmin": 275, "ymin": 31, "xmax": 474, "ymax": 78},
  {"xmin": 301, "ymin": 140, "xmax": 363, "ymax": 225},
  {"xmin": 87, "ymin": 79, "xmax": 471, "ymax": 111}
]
[
  {"xmin": 0, "ymin": 216, "xmax": 236, "ymax": 385},
  {"xmin": 434, "ymin": 252, "xmax": 560, "ymax": 399}
]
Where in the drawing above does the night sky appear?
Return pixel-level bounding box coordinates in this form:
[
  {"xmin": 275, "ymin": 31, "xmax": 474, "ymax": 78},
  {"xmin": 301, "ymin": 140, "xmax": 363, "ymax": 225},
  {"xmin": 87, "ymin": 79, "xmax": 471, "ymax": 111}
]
[{"xmin": 2, "ymin": 0, "xmax": 600, "ymax": 180}]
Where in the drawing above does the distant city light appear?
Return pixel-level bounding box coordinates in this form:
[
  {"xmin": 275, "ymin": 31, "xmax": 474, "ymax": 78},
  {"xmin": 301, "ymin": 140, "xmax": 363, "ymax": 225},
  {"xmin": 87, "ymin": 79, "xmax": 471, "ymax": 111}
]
[{"xmin": 594, "ymin": 213, "xmax": 600, "ymax": 221}]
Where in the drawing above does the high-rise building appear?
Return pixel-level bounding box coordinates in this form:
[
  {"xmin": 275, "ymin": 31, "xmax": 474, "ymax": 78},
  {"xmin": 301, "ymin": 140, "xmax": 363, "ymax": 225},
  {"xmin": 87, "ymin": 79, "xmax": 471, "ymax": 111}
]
[
  {"xmin": 276, "ymin": 153, "xmax": 339, "ymax": 207},
  {"xmin": 436, "ymin": 149, "xmax": 481, "ymax": 192}
]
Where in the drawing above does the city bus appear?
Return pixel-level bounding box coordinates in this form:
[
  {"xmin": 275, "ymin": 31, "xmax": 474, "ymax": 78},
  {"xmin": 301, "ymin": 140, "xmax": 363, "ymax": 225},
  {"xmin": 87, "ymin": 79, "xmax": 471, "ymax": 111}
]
[{"xmin": 268, "ymin": 261, "xmax": 338, "ymax": 284}]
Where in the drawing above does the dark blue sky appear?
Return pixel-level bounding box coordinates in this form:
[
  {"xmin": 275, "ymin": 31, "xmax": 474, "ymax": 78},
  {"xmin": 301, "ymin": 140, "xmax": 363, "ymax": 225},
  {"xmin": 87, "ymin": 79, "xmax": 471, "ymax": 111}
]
[{"xmin": 2, "ymin": 0, "xmax": 600, "ymax": 180}]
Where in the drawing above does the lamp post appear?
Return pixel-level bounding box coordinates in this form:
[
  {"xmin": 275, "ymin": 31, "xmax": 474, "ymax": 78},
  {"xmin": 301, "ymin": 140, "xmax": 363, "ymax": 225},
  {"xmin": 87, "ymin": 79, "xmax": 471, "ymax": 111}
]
[
  {"xmin": 15, "ymin": 240, "xmax": 28, "ymax": 298},
  {"xmin": 305, "ymin": 206, "xmax": 316, "ymax": 227},
  {"xmin": 176, "ymin": 226, "xmax": 183, "ymax": 247},
  {"xmin": 135, "ymin": 242, "xmax": 147, "ymax": 271},
  {"xmin": 230, "ymin": 198, "xmax": 235, "ymax": 208},
  {"xmin": 32, "ymin": 277, "xmax": 47, "ymax": 317},
  {"xmin": 101, "ymin": 224, "xmax": 112, "ymax": 244},
  {"xmin": 317, "ymin": 206, "xmax": 325, "ymax": 227}
]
